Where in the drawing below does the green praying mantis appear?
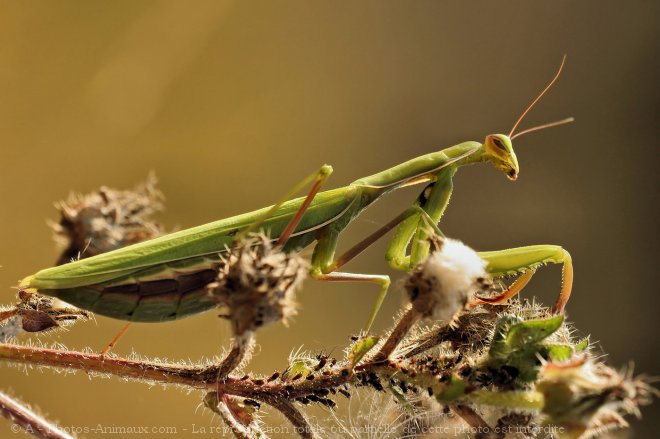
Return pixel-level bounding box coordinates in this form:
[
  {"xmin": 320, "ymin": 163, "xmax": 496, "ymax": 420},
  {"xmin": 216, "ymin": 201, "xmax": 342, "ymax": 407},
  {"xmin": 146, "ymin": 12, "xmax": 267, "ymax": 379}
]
[{"xmin": 18, "ymin": 58, "xmax": 574, "ymax": 335}]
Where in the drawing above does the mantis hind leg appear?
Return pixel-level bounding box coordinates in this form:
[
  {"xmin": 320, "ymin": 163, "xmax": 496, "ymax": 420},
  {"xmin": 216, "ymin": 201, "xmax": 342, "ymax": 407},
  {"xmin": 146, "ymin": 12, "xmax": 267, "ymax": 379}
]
[
  {"xmin": 100, "ymin": 322, "xmax": 131, "ymax": 356},
  {"xmin": 471, "ymin": 245, "xmax": 573, "ymax": 314},
  {"xmin": 235, "ymin": 164, "xmax": 334, "ymax": 245}
]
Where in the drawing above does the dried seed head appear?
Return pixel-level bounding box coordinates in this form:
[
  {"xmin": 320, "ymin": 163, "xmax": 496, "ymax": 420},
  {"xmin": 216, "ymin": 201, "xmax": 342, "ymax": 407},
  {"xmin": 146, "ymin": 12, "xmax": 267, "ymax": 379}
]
[
  {"xmin": 208, "ymin": 234, "xmax": 308, "ymax": 335},
  {"xmin": 52, "ymin": 174, "xmax": 164, "ymax": 264},
  {"xmin": 406, "ymin": 238, "xmax": 490, "ymax": 321},
  {"xmin": 539, "ymin": 357, "xmax": 656, "ymax": 436},
  {"xmin": 0, "ymin": 290, "xmax": 90, "ymax": 336}
]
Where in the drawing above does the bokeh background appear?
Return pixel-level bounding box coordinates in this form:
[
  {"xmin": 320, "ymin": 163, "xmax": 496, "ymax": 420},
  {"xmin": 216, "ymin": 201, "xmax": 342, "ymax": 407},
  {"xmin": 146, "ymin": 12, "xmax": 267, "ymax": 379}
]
[{"xmin": 0, "ymin": 1, "xmax": 658, "ymax": 437}]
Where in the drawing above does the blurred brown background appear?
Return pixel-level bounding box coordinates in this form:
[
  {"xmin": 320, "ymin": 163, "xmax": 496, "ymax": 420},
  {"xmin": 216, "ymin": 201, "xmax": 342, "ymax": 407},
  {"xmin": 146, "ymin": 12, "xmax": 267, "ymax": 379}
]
[{"xmin": 0, "ymin": 1, "xmax": 658, "ymax": 437}]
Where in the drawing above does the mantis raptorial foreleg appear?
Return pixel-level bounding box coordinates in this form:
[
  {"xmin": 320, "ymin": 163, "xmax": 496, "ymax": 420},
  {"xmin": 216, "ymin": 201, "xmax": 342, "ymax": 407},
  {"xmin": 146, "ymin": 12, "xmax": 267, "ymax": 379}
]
[
  {"xmin": 474, "ymin": 269, "xmax": 535, "ymax": 306},
  {"xmin": 383, "ymin": 168, "xmax": 574, "ymax": 316},
  {"xmin": 386, "ymin": 169, "xmax": 454, "ymax": 270},
  {"xmin": 472, "ymin": 245, "xmax": 574, "ymax": 314},
  {"xmin": 410, "ymin": 171, "xmax": 454, "ymax": 265}
]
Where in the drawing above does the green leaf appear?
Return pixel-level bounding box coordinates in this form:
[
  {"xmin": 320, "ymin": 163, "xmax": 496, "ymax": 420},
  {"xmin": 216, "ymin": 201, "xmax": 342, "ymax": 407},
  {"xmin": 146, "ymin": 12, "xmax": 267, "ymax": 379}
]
[
  {"xmin": 545, "ymin": 344, "xmax": 573, "ymax": 361},
  {"xmin": 348, "ymin": 336, "xmax": 379, "ymax": 366},
  {"xmin": 489, "ymin": 315, "xmax": 523, "ymax": 359},
  {"xmin": 283, "ymin": 358, "xmax": 314, "ymax": 379},
  {"xmin": 486, "ymin": 314, "xmax": 568, "ymax": 384},
  {"xmin": 505, "ymin": 315, "xmax": 564, "ymax": 349},
  {"xmin": 574, "ymin": 337, "xmax": 589, "ymax": 352}
]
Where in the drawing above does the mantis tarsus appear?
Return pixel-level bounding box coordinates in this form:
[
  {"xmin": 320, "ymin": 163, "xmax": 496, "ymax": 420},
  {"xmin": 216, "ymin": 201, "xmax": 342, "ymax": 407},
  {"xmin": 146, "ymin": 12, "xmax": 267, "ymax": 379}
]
[{"xmin": 19, "ymin": 58, "xmax": 575, "ymax": 333}]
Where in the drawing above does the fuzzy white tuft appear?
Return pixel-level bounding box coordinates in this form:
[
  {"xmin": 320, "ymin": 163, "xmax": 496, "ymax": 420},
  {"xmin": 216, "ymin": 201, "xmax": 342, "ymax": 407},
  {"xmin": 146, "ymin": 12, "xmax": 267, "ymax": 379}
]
[
  {"xmin": 423, "ymin": 239, "xmax": 488, "ymax": 294},
  {"xmin": 408, "ymin": 238, "xmax": 489, "ymax": 322}
]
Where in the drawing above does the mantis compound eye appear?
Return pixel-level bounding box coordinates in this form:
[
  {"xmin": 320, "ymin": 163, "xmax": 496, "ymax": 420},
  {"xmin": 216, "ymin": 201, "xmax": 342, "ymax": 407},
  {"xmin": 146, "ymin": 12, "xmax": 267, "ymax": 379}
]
[{"xmin": 492, "ymin": 137, "xmax": 507, "ymax": 150}]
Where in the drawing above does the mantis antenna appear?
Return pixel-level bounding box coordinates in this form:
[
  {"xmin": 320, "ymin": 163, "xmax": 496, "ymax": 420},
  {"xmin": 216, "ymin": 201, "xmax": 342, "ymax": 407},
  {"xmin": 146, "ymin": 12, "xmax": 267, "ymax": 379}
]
[
  {"xmin": 511, "ymin": 117, "xmax": 574, "ymax": 140},
  {"xmin": 508, "ymin": 55, "xmax": 573, "ymax": 139}
]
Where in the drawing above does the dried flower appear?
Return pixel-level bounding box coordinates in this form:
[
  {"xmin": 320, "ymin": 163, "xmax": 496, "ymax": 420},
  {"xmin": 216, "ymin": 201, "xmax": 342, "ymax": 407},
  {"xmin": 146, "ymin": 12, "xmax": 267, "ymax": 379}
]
[
  {"xmin": 0, "ymin": 289, "xmax": 89, "ymax": 336},
  {"xmin": 208, "ymin": 234, "xmax": 308, "ymax": 336},
  {"xmin": 538, "ymin": 357, "xmax": 656, "ymax": 437},
  {"xmin": 406, "ymin": 238, "xmax": 491, "ymax": 322},
  {"xmin": 52, "ymin": 174, "xmax": 164, "ymax": 264}
]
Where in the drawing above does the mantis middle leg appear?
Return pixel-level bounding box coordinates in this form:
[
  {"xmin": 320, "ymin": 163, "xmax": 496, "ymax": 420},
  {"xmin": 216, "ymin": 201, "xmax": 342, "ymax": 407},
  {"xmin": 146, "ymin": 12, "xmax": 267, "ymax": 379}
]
[
  {"xmin": 310, "ymin": 206, "xmax": 443, "ymax": 332},
  {"xmin": 311, "ymin": 168, "xmax": 456, "ymax": 331}
]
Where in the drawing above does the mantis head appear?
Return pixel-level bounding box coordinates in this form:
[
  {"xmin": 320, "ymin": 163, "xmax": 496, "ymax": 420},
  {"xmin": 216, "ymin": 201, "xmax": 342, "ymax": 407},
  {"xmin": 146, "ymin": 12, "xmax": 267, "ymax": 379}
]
[
  {"xmin": 484, "ymin": 55, "xmax": 574, "ymax": 182},
  {"xmin": 484, "ymin": 134, "xmax": 519, "ymax": 181}
]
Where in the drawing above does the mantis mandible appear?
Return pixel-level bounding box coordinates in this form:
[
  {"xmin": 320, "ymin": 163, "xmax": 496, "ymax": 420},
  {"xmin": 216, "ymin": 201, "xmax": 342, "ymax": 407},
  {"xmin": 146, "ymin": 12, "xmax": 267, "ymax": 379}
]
[{"xmin": 19, "ymin": 58, "xmax": 574, "ymax": 332}]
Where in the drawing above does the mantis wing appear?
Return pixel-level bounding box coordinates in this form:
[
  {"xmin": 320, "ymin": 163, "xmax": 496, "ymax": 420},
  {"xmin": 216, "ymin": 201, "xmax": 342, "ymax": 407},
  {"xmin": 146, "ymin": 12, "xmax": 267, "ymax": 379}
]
[{"xmin": 22, "ymin": 187, "xmax": 356, "ymax": 290}]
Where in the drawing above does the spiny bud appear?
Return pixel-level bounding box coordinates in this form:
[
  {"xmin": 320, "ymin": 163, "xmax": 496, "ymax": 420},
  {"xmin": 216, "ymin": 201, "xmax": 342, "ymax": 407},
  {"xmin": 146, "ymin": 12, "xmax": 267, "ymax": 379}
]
[
  {"xmin": 406, "ymin": 238, "xmax": 490, "ymax": 322},
  {"xmin": 52, "ymin": 174, "xmax": 164, "ymax": 264},
  {"xmin": 208, "ymin": 234, "xmax": 307, "ymax": 335}
]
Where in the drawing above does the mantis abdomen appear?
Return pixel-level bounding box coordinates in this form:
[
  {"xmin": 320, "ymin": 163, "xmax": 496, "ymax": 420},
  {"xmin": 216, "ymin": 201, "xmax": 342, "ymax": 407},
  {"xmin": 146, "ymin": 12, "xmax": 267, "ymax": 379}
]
[
  {"xmin": 23, "ymin": 187, "xmax": 359, "ymax": 322},
  {"xmin": 41, "ymin": 255, "xmax": 222, "ymax": 322}
]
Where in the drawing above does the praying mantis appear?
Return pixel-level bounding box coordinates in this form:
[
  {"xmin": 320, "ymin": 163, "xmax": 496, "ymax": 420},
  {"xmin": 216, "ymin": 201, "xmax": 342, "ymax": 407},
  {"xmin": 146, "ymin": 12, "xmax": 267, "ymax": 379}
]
[{"xmin": 18, "ymin": 58, "xmax": 574, "ymax": 334}]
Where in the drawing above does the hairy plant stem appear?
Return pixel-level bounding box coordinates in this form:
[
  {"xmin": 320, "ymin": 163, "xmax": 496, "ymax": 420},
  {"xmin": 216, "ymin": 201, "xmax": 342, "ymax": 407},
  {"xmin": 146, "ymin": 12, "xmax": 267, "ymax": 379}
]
[
  {"xmin": 373, "ymin": 305, "xmax": 419, "ymax": 361},
  {"xmin": 0, "ymin": 391, "xmax": 75, "ymax": 439},
  {"xmin": 217, "ymin": 332, "xmax": 255, "ymax": 380},
  {"xmin": 0, "ymin": 316, "xmax": 545, "ymax": 415},
  {"xmin": 0, "ymin": 342, "xmax": 336, "ymax": 438},
  {"xmin": 213, "ymin": 393, "xmax": 266, "ymax": 439},
  {"xmin": 466, "ymin": 389, "xmax": 544, "ymax": 410},
  {"xmin": 215, "ymin": 398, "xmax": 256, "ymax": 439},
  {"xmin": 403, "ymin": 309, "xmax": 497, "ymax": 358},
  {"xmin": 0, "ymin": 342, "xmax": 352, "ymax": 399},
  {"xmin": 261, "ymin": 396, "xmax": 317, "ymax": 439},
  {"xmin": 450, "ymin": 404, "xmax": 501, "ymax": 439}
]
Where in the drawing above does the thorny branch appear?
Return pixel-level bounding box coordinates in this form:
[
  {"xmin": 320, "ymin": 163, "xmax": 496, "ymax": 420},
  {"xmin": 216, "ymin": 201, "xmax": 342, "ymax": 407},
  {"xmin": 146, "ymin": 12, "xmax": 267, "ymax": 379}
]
[{"xmin": 0, "ymin": 178, "xmax": 656, "ymax": 439}]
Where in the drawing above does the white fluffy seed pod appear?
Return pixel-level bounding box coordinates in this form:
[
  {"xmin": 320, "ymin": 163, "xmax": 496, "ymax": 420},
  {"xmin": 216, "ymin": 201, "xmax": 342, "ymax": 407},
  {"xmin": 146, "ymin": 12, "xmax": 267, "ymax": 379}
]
[{"xmin": 406, "ymin": 238, "xmax": 490, "ymax": 321}]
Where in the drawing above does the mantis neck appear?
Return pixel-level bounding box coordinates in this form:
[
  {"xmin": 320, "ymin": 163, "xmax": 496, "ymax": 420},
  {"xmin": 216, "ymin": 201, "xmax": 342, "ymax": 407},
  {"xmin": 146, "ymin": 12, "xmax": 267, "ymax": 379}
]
[{"xmin": 351, "ymin": 141, "xmax": 486, "ymax": 191}]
